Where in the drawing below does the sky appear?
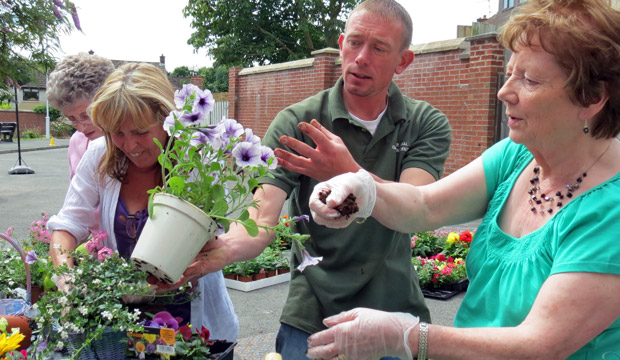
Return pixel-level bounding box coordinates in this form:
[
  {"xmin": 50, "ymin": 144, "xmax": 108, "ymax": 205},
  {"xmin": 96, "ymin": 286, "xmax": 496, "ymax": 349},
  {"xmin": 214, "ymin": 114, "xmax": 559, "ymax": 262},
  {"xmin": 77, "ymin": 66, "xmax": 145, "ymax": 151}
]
[{"xmin": 56, "ymin": 0, "xmax": 499, "ymax": 73}]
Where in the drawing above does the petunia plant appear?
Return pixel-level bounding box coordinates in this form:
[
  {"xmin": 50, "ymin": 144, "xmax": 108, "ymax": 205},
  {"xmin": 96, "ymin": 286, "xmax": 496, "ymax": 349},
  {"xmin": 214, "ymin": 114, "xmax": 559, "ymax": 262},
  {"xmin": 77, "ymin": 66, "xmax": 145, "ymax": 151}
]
[{"xmin": 150, "ymin": 83, "xmax": 277, "ymax": 236}]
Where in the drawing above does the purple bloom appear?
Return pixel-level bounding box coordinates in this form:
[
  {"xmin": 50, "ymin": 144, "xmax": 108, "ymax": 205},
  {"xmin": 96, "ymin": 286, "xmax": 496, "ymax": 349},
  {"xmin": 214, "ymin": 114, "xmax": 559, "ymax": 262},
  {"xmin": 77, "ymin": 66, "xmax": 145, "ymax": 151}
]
[
  {"xmin": 218, "ymin": 118, "xmax": 244, "ymax": 146},
  {"xmin": 196, "ymin": 126, "xmax": 224, "ymax": 149},
  {"xmin": 53, "ymin": 0, "xmax": 65, "ymax": 9},
  {"xmin": 180, "ymin": 111, "xmax": 207, "ymax": 127},
  {"xmin": 146, "ymin": 343, "xmax": 156, "ymax": 353},
  {"xmin": 52, "ymin": 5, "xmax": 62, "ymax": 21},
  {"xmin": 232, "ymin": 142, "xmax": 262, "ymax": 168},
  {"xmin": 244, "ymin": 128, "xmax": 261, "ymax": 145},
  {"xmin": 260, "ymin": 146, "xmax": 277, "ymax": 169},
  {"xmin": 69, "ymin": 4, "xmax": 81, "ymax": 31},
  {"xmin": 151, "ymin": 311, "xmax": 181, "ymax": 331},
  {"xmin": 297, "ymin": 249, "xmax": 323, "ymax": 272},
  {"xmin": 174, "ymin": 84, "xmax": 199, "ymax": 109},
  {"xmin": 163, "ymin": 110, "xmax": 182, "ymax": 135},
  {"xmin": 25, "ymin": 249, "xmax": 38, "ymax": 264},
  {"xmin": 193, "ymin": 88, "xmax": 214, "ymax": 116},
  {"xmin": 293, "ymin": 215, "xmax": 309, "ymax": 222}
]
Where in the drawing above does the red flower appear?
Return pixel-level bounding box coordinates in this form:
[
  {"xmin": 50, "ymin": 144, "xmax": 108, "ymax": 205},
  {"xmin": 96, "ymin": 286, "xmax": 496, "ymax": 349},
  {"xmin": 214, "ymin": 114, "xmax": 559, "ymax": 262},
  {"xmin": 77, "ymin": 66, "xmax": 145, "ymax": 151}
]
[
  {"xmin": 447, "ymin": 256, "xmax": 454, "ymax": 263},
  {"xmin": 434, "ymin": 254, "xmax": 446, "ymax": 262},
  {"xmin": 197, "ymin": 326, "xmax": 210, "ymax": 343},
  {"xmin": 459, "ymin": 231, "xmax": 473, "ymax": 243},
  {"xmin": 179, "ymin": 325, "xmax": 193, "ymax": 342}
]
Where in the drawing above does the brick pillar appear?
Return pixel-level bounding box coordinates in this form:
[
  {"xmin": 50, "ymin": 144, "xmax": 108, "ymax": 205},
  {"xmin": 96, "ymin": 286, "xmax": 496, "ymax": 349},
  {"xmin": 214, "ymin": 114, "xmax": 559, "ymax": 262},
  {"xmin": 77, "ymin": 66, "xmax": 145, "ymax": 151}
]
[
  {"xmin": 310, "ymin": 48, "xmax": 341, "ymax": 91},
  {"xmin": 190, "ymin": 76, "xmax": 205, "ymax": 89},
  {"xmin": 228, "ymin": 67, "xmax": 243, "ymax": 120}
]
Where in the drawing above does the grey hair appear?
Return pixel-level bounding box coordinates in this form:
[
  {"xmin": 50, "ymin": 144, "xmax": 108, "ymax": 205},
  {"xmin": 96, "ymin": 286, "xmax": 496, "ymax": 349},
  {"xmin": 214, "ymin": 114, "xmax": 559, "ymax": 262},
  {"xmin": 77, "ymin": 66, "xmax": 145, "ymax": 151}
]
[{"xmin": 46, "ymin": 53, "xmax": 115, "ymax": 109}]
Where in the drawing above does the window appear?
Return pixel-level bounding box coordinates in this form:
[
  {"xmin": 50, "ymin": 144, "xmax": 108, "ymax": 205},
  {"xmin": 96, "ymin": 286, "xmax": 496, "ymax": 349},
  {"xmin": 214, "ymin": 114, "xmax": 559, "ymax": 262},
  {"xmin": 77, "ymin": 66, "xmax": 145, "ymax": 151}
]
[
  {"xmin": 504, "ymin": 0, "xmax": 515, "ymax": 8},
  {"xmin": 22, "ymin": 87, "xmax": 39, "ymax": 101}
]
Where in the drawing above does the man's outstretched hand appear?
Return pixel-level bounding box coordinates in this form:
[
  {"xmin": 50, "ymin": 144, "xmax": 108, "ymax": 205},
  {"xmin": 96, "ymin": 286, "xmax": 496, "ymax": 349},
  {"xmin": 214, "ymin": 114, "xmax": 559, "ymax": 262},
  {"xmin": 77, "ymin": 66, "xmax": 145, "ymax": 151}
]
[{"xmin": 275, "ymin": 119, "xmax": 361, "ymax": 181}]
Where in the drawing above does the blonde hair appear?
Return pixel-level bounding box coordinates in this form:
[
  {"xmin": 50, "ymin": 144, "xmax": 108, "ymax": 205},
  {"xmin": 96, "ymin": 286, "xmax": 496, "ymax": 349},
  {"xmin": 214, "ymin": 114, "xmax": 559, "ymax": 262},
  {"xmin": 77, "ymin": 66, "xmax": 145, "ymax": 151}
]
[
  {"xmin": 499, "ymin": 0, "xmax": 620, "ymax": 138},
  {"xmin": 90, "ymin": 63, "xmax": 175, "ymax": 181}
]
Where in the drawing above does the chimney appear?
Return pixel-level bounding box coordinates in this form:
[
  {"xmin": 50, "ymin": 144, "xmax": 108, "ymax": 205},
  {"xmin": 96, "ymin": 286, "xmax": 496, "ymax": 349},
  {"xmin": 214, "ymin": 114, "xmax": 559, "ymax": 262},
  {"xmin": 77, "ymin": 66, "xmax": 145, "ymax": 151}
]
[
  {"xmin": 190, "ymin": 76, "xmax": 205, "ymax": 89},
  {"xmin": 159, "ymin": 54, "xmax": 165, "ymax": 67}
]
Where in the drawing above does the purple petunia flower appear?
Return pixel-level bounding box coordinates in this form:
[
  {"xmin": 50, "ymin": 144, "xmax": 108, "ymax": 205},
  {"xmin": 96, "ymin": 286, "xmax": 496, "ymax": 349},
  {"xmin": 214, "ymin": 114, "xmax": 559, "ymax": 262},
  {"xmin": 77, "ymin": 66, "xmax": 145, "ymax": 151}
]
[
  {"xmin": 25, "ymin": 249, "xmax": 38, "ymax": 264},
  {"xmin": 218, "ymin": 118, "xmax": 244, "ymax": 147},
  {"xmin": 180, "ymin": 111, "xmax": 207, "ymax": 127},
  {"xmin": 232, "ymin": 142, "xmax": 262, "ymax": 168},
  {"xmin": 259, "ymin": 146, "xmax": 277, "ymax": 169},
  {"xmin": 196, "ymin": 126, "xmax": 224, "ymax": 149},
  {"xmin": 151, "ymin": 311, "xmax": 181, "ymax": 331},
  {"xmin": 297, "ymin": 249, "xmax": 323, "ymax": 273},
  {"xmin": 244, "ymin": 128, "xmax": 261, "ymax": 145},
  {"xmin": 174, "ymin": 84, "xmax": 198, "ymax": 108},
  {"xmin": 193, "ymin": 88, "xmax": 215, "ymax": 117},
  {"xmin": 164, "ymin": 110, "xmax": 183, "ymax": 135},
  {"xmin": 293, "ymin": 215, "xmax": 309, "ymax": 222}
]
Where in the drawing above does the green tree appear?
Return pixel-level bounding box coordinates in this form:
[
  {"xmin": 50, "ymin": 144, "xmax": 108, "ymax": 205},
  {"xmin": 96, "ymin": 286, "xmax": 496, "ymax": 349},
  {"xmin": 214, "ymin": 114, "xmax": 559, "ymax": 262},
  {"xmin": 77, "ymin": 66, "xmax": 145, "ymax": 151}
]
[
  {"xmin": 0, "ymin": 0, "xmax": 82, "ymax": 88},
  {"xmin": 170, "ymin": 66, "xmax": 193, "ymax": 77},
  {"xmin": 183, "ymin": 0, "xmax": 361, "ymax": 67},
  {"xmin": 198, "ymin": 66, "xmax": 229, "ymax": 92}
]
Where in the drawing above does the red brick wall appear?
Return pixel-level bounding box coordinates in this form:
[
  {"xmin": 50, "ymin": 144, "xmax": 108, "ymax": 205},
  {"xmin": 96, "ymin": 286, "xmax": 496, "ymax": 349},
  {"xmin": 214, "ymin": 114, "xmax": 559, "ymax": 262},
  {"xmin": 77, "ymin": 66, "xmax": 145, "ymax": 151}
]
[
  {"xmin": 229, "ymin": 35, "xmax": 505, "ymax": 176},
  {"xmin": 0, "ymin": 110, "xmax": 46, "ymax": 135}
]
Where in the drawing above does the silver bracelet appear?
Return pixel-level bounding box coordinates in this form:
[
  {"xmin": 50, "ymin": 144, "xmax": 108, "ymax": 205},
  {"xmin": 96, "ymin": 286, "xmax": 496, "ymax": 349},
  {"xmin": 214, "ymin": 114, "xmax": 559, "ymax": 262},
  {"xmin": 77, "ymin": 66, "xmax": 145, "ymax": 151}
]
[{"xmin": 418, "ymin": 322, "xmax": 429, "ymax": 360}]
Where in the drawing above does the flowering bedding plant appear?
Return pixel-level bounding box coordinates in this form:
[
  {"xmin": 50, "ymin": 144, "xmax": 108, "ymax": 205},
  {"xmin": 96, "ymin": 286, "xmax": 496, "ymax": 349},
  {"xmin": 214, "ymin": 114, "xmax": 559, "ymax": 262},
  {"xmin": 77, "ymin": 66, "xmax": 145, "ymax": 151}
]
[
  {"xmin": 0, "ymin": 317, "xmax": 27, "ymax": 360},
  {"xmin": 412, "ymin": 255, "xmax": 467, "ymax": 288},
  {"xmin": 150, "ymin": 83, "xmax": 277, "ymax": 236},
  {"xmin": 127, "ymin": 311, "xmax": 227, "ymax": 359},
  {"xmin": 30, "ymin": 231, "xmax": 194, "ymax": 359},
  {"xmin": 410, "ymin": 230, "xmax": 475, "ymax": 288},
  {"xmin": 0, "ymin": 212, "xmax": 56, "ymax": 299}
]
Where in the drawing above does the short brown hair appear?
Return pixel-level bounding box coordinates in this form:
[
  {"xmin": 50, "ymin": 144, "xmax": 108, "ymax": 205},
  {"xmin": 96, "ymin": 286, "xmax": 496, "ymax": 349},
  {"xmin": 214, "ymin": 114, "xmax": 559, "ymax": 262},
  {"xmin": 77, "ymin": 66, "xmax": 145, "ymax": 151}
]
[
  {"xmin": 90, "ymin": 63, "xmax": 174, "ymax": 181},
  {"xmin": 347, "ymin": 0, "xmax": 413, "ymax": 51},
  {"xmin": 499, "ymin": 0, "xmax": 620, "ymax": 139}
]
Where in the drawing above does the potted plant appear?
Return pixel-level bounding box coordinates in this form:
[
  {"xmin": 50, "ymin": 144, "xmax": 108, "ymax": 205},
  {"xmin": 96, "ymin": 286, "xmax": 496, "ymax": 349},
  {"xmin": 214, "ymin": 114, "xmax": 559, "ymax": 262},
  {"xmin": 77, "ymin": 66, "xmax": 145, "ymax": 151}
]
[
  {"xmin": 30, "ymin": 231, "xmax": 194, "ymax": 360},
  {"xmin": 131, "ymin": 84, "xmax": 279, "ymax": 285},
  {"xmin": 127, "ymin": 311, "xmax": 235, "ymax": 359},
  {"xmin": 1, "ymin": 213, "xmax": 56, "ymax": 303}
]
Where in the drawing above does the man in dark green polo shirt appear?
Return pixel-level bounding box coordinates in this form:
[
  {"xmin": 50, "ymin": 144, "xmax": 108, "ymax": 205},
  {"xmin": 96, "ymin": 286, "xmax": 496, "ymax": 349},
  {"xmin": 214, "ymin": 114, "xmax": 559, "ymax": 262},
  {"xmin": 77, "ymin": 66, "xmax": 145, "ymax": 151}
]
[{"xmin": 184, "ymin": 0, "xmax": 451, "ymax": 358}]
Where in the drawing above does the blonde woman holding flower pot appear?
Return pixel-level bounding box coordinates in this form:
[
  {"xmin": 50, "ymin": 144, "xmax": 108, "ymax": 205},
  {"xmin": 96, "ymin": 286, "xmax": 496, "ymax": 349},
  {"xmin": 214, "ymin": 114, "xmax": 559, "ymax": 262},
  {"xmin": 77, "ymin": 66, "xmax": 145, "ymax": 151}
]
[
  {"xmin": 307, "ymin": 0, "xmax": 620, "ymax": 358},
  {"xmin": 47, "ymin": 63, "xmax": 239, "ymax": 342}
]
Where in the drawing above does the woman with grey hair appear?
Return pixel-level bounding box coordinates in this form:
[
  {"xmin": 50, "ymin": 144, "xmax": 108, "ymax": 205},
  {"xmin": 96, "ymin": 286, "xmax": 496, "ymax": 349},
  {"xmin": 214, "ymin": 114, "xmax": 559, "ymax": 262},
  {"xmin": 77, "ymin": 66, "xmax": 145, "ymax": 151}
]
[{"xmin": 47, "ymin": 52, "xmax": 114, "ymax": 178}]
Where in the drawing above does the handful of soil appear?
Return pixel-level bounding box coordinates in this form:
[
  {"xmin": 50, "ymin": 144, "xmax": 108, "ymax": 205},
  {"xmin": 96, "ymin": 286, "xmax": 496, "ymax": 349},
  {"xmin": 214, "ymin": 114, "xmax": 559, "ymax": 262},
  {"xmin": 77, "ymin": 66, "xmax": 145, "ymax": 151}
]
[{"xmin": 318, "ymin": 190, "xmax": 359, "ymax": 219}]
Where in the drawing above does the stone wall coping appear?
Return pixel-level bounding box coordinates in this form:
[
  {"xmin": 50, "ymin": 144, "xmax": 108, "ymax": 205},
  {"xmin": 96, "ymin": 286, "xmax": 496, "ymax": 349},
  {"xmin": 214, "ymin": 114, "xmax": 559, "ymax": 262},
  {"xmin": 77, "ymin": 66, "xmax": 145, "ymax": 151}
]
[
  {"xmin": 410, "ymin": 38, "xmax": 469, "ymax": 55},
  {"xmin": 239, "ymin": 58, "xmax": 315, "ymax": 76}
]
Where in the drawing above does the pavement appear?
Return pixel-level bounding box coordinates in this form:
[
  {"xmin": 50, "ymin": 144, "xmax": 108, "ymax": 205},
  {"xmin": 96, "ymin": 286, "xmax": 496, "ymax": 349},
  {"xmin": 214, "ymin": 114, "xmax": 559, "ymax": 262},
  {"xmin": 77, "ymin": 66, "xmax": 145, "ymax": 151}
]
[{"xmin": 0, "ymin": 137, "xmax": 475, "ymax": 360}]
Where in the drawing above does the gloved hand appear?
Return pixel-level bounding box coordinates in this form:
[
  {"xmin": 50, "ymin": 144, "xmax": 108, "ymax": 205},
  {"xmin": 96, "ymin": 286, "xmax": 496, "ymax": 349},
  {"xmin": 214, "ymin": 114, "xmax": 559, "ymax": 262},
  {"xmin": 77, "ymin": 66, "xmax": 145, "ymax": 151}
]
[
  {"xmin": 51, "ymin": 273, "xmax": 75, "ymax": 293},
  {"xmin": 309, "ymin": 169, "xmax": 376, "ymax": 228},
  {"xmin": 306, "ymin": 307, "xmax": 419, "ymax": 360}
]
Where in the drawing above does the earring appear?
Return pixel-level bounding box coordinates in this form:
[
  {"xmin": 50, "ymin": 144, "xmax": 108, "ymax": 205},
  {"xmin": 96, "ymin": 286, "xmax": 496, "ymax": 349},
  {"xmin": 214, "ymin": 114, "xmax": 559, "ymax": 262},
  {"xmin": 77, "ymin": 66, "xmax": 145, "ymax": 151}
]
[{"xmin": 583, "ymin": 118, "xmax": 590, "ymax": 134}]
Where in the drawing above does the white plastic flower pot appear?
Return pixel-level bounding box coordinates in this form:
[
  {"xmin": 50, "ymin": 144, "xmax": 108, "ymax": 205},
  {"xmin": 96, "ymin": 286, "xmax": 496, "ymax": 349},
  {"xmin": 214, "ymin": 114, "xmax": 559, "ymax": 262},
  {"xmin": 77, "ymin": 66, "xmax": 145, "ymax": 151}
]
[{"xmin": 131, "ymin": 193, "xmax": 218, "ymax": 284}]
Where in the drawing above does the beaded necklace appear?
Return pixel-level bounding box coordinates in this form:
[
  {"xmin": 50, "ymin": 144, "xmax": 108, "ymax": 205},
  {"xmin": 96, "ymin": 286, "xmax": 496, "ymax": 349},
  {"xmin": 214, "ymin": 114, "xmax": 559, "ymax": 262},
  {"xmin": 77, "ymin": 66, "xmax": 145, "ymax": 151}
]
[{"xmin": 528, "ymin": 143, "xmax": 611, "ymax": 215}]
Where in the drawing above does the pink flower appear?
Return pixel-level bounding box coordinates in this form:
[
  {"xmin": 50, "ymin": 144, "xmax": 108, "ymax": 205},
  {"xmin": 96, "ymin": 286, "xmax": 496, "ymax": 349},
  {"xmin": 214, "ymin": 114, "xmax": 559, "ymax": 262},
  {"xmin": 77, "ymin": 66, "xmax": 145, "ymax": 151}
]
[
  {"xmin": 6, "ymin": 226, "xmax": 14, "ymax": 237},
  {"xmin": 411, "ymin": 240, "xmax": 416, "ymax": 248},
  {"xmin": 97, "ymin": 247, "xmax": 113, "ymax": 261},
  {"xmin": 441, "ymin": 267, "xmax": 453, "ymax": 276}
]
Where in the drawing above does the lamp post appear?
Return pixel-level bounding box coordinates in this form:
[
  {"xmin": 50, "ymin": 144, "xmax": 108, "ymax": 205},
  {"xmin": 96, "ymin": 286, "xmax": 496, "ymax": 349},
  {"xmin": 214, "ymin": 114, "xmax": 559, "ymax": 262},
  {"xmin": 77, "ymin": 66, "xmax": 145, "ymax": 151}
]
[
  {"xmin": 8, "ymin": 84, "xmax": 35, "ymax": 175},
  {"xmin": 45, "ymin": 71, "xmax": 50, "ymax": 139}
]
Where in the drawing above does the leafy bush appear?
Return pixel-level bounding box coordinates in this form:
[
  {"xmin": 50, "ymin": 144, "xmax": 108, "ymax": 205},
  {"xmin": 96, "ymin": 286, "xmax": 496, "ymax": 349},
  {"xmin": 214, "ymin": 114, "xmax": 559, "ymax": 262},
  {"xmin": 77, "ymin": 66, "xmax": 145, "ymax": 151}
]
[
  {"xmin": 33, "ymin": 105, "xmax": 62, "ymax": 121},
  {"xmin": 0, "ymin": 103, "xmax": 12, "ymax": 109},
  {"xmin": 410, "ymin": 231, "xmax": 445, "ymax": 258},
  {"xmin": 50, "ymin": 120, "xmax": 75, "ymax": 138},
  {"xmin": 21, "ymin": 129, "xmax": 41, "ymax": 139}
]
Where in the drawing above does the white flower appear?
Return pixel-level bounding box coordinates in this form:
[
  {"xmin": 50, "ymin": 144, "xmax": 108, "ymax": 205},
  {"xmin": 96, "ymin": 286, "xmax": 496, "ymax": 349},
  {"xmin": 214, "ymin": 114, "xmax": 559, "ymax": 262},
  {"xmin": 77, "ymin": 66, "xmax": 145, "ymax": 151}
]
[
  {"xmin": 58, "ymin": 296, "xmax": 68, "ymax": 306},
  {"xmin": 79, "ymin": 306, "xmax": 88, "ymax": 316},
  {"xmin": 92, "ymin": 279, "xmax": 101, "ymax": 284},
  {"xmin": 102, "ymin": 311, "xmax": 113, "ymax": 321},
  {"xmin": 60, "ymin": 330, "xmax": 69, "ymax": 339}
]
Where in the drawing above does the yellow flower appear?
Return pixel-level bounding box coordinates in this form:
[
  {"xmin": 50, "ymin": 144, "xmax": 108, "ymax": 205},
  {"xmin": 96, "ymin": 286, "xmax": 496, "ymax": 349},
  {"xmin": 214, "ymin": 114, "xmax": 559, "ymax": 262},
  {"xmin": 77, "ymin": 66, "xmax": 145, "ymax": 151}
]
[
  {"xmin": 446, "ymin": 232, "xmax": 459, "ymax": 244},
  {"xmin": 0, "ymin": 331, "xmax": 25, "ymax": 356}
]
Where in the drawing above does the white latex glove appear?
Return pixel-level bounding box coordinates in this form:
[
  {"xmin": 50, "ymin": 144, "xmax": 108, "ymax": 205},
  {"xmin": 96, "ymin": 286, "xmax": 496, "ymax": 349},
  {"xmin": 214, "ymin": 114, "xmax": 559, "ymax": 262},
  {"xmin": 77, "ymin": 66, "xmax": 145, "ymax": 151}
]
[
  {"xmin": 306, "ymin": 307, "xmax": 420, "ymax": 360},
  {"xmin": 51, "ymin": 273, "xmax": 75, "ymax": 293},
  {"xmin": 309, "ymin": 169, "xmax": 376, "ymax": 229}
]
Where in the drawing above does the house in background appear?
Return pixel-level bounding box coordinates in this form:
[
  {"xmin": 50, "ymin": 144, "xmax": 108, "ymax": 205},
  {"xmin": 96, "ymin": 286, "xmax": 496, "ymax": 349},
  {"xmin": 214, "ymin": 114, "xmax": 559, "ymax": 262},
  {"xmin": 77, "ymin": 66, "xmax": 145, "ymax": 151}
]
[{"xmin": 11, "ymin": 53, "xmax": 203, "ymax": 111}]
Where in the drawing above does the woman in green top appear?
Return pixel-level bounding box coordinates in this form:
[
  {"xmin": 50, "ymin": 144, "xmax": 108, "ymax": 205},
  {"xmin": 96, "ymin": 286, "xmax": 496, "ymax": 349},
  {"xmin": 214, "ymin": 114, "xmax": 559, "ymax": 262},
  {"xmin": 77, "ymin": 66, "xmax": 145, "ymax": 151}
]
[{"xmin": 304, "ymin": 0, "xmax": 620, "ymax": 359}]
